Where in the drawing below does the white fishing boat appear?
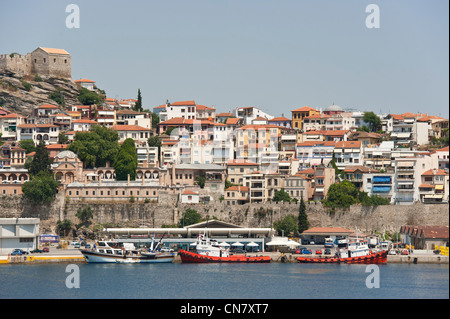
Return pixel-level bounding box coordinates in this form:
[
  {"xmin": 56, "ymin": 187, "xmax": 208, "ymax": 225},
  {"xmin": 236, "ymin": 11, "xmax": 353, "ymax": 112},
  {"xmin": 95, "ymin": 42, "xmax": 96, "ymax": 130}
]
[{"xmin": 81, "ymin": 239, "xmax": 174, "ymax": 263}]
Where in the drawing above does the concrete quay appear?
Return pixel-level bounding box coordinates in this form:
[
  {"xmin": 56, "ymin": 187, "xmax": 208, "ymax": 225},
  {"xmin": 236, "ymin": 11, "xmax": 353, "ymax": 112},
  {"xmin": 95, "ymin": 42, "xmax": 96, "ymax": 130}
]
[{"xmin": 1, "ymin": 249, "xmax": 448, "ymax": 265}]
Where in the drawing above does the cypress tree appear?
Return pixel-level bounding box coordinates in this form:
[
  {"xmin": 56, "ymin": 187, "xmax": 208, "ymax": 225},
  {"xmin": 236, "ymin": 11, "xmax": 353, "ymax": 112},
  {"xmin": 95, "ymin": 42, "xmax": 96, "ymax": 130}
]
[{"xmin": 298, "ymin": 197, "xmax": 310, "ymax": 233}]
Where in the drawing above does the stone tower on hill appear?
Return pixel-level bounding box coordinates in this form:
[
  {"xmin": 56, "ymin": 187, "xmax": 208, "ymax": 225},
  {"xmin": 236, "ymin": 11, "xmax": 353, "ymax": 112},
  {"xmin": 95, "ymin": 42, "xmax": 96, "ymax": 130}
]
[{"xmin": 0, "ymin": 47, "xmax": 71, "ymax": 79}]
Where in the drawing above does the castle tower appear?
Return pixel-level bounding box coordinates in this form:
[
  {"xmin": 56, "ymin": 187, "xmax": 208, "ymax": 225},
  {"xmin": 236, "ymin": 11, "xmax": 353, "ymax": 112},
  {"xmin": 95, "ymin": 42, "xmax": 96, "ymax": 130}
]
[{"xmin": 30, "ymin": 47, "xmax": 71, "ymax": 79}]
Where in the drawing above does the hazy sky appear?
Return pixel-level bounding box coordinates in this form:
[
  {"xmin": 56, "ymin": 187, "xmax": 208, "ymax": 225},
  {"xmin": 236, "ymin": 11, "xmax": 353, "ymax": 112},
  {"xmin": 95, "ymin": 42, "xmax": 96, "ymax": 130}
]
[{"xmin": 1, "ymin": 0, "xmax": 448, "ymax": 117}]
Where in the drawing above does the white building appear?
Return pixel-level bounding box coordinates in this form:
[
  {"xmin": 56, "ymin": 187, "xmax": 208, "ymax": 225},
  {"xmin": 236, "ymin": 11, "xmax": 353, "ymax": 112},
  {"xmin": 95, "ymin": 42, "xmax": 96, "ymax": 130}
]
[
  {"xmin": 72, "ymin": 119, "xmax": 98, "ymax": 132},
  {"xmin": 393, "ymin": 155, "xmax": 438, "ymax": 205},
  {"xmin": 158, "ymin": 100, "xmax": 197, "ymax": 122},
  {"xmin": 17, "ymin": 123, "xmax": 59, "ymax": 145},
  {"xmin": 111, "ymin": 125, "xmax": 151, "ymax": 143},
  {"xmin": 0, "ymin": 113, "xmax": 25, "ymax": 140},
  {"xmin": 0, "ymin": 218, "xmax": 40, "ymax": 254},
  {"xmin": 363, "ymin": 173, "xmax": 395, "ymax": 203},
  {"xmin": 181, "ymin": 190, "xmax": 200, "ymax": 204},
  {"xmin": 233, "ymin": 107, "xmax": 274, "ymax": 125},
  {"xmin": 333, "ymin": 141, "xmax": 362, "ymax": 170}
]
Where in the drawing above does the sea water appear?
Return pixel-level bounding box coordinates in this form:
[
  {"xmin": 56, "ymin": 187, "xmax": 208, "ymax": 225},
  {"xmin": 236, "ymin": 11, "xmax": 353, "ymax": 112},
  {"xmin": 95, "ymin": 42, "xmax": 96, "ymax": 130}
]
[{"xmin": 0, "ymin": 263, "xmax": 448, "ymax": 299}]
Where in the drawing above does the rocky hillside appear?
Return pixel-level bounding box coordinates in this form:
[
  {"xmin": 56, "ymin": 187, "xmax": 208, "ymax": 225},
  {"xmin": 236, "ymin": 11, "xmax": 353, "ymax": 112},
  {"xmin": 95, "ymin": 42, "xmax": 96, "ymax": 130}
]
[{"xmin": 0, "ymin": 72, "xmax": 80, "ymax": 116}]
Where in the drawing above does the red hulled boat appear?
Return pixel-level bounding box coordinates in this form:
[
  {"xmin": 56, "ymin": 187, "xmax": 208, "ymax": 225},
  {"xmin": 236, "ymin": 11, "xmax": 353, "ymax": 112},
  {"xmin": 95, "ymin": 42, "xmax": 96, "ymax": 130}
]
[
  {"xmin": 178, "ymin": 233, "xmax": 271, "ymax": 263},
  {"xmin": 297, "ymin": 239, "xmax": 388, "ymax": 264}
]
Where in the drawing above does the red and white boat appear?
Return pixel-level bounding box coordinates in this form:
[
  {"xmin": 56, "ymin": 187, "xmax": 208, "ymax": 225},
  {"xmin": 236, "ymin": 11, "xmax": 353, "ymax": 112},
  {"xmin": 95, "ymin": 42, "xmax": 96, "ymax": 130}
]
[
  {"xmin": 178, "ymin": 233, "xmax": 271, "ymax": 263},
  {"xmin": 297, "ymin": 239, "xmax": 388, "ymax": 264}
]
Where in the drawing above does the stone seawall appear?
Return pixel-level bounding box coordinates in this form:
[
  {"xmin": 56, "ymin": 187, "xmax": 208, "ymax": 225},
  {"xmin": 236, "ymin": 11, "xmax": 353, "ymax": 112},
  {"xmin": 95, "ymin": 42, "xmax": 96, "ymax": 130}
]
[{"xmin": 1, "ymin": 195, "xmax": 448, "ymax": 234}]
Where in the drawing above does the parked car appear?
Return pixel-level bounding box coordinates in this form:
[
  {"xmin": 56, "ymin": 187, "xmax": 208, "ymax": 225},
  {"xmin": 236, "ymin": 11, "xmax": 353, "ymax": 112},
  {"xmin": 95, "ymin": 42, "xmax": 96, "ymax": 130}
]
[
  {"xmin": 324, "ymin": 248, "xmax": 332, "ymax": 255},
  {"xmin": 300, "ymin": 249, "xmax": 312, "ymax": 254},
  {"xmin": 30, "ymin": 248, "xmax": 44, "ymax": 253},
  {"xmin": 10, "ymin": 249, "xmax": 24, "ymax": 256},
  {"xmin": 401, "ymin": 249, "xmax": 409, "ymax": 255},
  {"xmin": 315, "ymin": 249, "xmax": 322, "ymax": 254},
  {"xmin": 85, "ymin": 244, "xmax": 91, "ymax": 249},
  {"xmin": 74, "ymin": 243, "xmax": 81, "ymax": 249},
  {"xmin": 42, "ymin": 247, "xmax": 50, "ymax": 252},
  {"xmin": 294, "ymin": 247, "xmax": 308, "ymax": 254}
]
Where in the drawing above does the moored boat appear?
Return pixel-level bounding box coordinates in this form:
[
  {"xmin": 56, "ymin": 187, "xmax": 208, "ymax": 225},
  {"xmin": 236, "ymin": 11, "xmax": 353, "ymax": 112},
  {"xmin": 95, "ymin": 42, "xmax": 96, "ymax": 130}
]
[
  {"xmin": 178, "ymin": 233, "xmax": 271, "ymax": 263},
  {"xmin": 81, "ymin": 240, "xmax": 175, "ymax": 264},
  {"xmin": 297, "ymin": 239, "xmax": 388, "ymax": 264}
]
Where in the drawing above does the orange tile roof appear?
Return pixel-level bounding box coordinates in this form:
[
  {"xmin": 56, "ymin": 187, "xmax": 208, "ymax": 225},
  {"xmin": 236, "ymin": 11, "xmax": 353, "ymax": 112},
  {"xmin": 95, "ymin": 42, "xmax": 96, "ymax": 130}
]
[
  {"xmin": 170, "ymin": 100, "xmax": 196, "ymax": 106},
  {"xmin": 269, "ymin": 117, "xmax": 291, "ymax": 122},
  {"xmin": 111, "ymin": 125, "xmax": 151, "ymax": 131},
  {"xmin": 196, "ymin": 104, "xmax": 215, "ymax": 110},
  {"xmin": 225, "ymin": 118, "xmax": 240, "ymax": 125},
  {"xmin": 421, "ymin": 169, "xmax": 449, "ymax": 176},
  {"xmin": 419, "ymin": 184, "xmax": 435, "ymax": 188},
  {"xmin": 225, "ymin": 186, "xmax": 249, "ymax": 192},
  {"xmin": 297, "ymin": 141, "xmax": 336, "ymax": 147},
  {"xmin": 216, "ymin": 112, "xmax": 233, "ymax": 117},
  {"xmin": 72, "ymin": 119, "xmax": 98, "ymax": 124},
  {"xmin": 292, "ymin": 106, "xmax": 318, "ymax": 112},
  {"xmin": 335, "ymin": 141, "xmax": 361, "ymax": 148},
  {"xmin": 0, "ymin": 113, "xmax": 25, "ymax": 118},
  {"xmin": 182, "ymin": 190, "xmax": 199, "ymax": 195},
  {"xmin": 74, "ymin": 79, "xmax": 95, "ymax": 83},
  {"xmin": 39, "ymin": 47, "xmax": 70, "ymax": 55},
  {"xmin": 302, "ymin": 227, "xmax": 353, "ymax": 234},
  {"xmin": 46, "ymin": 144, "xmax": 68, "ymax": 149},
  {"xmin": 227, "ymin": 159, "xmax": 258, "ymax": 166},
  {"xmin": 38, "ymin": 104, "xmax": 59, "ymax": 109}
]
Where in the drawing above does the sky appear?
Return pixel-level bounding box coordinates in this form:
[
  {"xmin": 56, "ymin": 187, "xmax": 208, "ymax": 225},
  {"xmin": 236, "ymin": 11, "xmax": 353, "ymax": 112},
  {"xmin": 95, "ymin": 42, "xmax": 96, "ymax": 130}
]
[{"xmin": 1, "ymin": 0, "xmax": 448, "ymax": 118}]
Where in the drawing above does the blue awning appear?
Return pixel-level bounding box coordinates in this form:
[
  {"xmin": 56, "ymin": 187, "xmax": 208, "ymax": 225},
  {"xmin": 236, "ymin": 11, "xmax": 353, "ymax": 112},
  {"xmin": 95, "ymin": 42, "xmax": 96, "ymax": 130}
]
[
  {"xmin": 373, "ymin": 186, "xmax": 391, "ymax": 193},
  {"xmin": 373, "ymin": 176, "xmax": 391, "ymax": 183}
]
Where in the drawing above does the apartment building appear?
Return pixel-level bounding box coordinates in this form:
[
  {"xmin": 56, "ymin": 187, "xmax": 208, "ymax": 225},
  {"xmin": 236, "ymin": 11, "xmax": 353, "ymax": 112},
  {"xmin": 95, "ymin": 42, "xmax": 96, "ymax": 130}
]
[
  {"xmin": 393, "ymin": 155, "xmax": 438, "ymax": 205},
  {"xmin": 233, "ymin": 107, "xmax": 274, "ymax": 125},
  {"xmin": 333, "ymin": 141, "xmax": 362, "ymax": 170},
  {"xmin": 418, "ymin": 169, "xmax": 449, "ymax": 203},
  {"xmin": 291, "ymin": 106, "xmax": 320, "ymax": 131},
  {"xmin": 227, "ymin": 159, "xmax": 258, "ymax": 185},
  {"xmin": 363, "ymin": 173, "xmax": 395, "ymax": 202},
  {"xmin": 296, "ymin": 141, "xmax": 336, "ymax": 168}
]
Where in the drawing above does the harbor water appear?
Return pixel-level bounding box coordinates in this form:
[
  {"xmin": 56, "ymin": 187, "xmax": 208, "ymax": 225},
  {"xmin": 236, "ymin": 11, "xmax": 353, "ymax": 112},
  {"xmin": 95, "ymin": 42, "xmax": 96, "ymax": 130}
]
[{"xmin": 0, "ymin": 262, "xmax": 448, "ymax": 299}]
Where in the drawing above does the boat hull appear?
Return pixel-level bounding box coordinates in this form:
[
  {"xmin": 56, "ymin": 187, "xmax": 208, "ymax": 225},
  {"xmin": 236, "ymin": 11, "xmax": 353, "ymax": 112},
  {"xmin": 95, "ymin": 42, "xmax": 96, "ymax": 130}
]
[
  {"xmin": 178, "ymin": 249, "xmax": 271, "ymax": 263},
  {"xmin": 296, "ymin": 251, "xmax": 388, "ymax": 264},
  {"xmin": 81, "ymin": 250, "xmax": 175, "ymax": 263}
]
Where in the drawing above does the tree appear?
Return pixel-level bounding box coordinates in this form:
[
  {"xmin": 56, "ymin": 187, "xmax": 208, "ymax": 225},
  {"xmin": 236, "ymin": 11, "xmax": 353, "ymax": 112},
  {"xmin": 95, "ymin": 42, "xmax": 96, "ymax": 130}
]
[
  {"xmin": 76, "ymin": 205, "xmax": 94, "ymax": 228},
  {"xmin": 57, "ymin": 219, "xmax": 73, "ymax": 237},
  {"xmin": 22, "ymin": 172, "xmax": 59, "ymax": 204},
  {"xmin": 195, "ymin": 175, "xmax": 206, "ymax": 189},
  {"xmin": 134, "ymin": 89, "xmax": 143, "ymax": 112},
  {"xmin": 78, "ymin": 87, "xmax": 102, "ymax": 105},
  {"xmin": 147, "ymin": 135, "xmax": 162, "ymax": 164},
  {"xmin": 26, "ymin": 141, "xmax": 53, "ymax": 176},
  {"xmin": 273, "ymin": 215, "xmax": 298, "ymax": 236},
  {"xmin": 298, "ymin": 198, "xmax": 310, "ymax": 233},
  {"xmin": 58, "ymin": 132, "xmax": 69, "ymax": 144},
  {"xmin": 20, "ymin": 140, "xmax": 36, "ymax": 154},
  {"xmin": 322, "ymin": 180, "xmax": 359, "ymax": 210},
  {"xmin": 48, "ymin": 89, "xmax": 65, "ymax": 106},
  {"xmin": 363, "ymin": 112, "xmax": 382, "ymax": 133},
  {"xmin": 113, "ymin": 138, "xmax": 138, "ymax": 181},
  {"xmin": 272, "ymin": 189, "xmax": 291, "ymax": 203},
  {"xmin": 178, "ymin": 208, "xmax": 202, "ymax": 227},
  {"xmin": 151, "ymin": 112, "xmax": 160, "ymax": 128},
  {"xmin": 68, "ymin": 125, "xmax": 119, "ymax": 168}
]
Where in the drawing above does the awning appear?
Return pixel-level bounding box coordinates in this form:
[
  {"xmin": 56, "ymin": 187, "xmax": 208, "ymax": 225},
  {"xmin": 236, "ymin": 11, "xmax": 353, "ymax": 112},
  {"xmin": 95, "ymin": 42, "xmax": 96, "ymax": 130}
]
[
  {"xmin": 435, "ymin": 185, "xmax": 444, "ymax": 191},
  {"xmin": 397, "ymin": 133, "xmax": 411, "ymax": 138},
  {"xmin": 373, "ymin": 186, "xmax": 391, "ymax": 193},
  {"xmin": 373, "ymin": 176, "xmax": 391, "ymax": 183},
  {"xmin": 424, "ymin": 195, "xmax": 443, "ymax": 199}
]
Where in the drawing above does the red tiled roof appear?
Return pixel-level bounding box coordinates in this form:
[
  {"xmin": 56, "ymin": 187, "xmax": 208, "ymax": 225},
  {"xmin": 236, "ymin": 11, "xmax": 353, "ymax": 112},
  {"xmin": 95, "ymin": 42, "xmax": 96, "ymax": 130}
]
[
  {"xmin": 170, "ymin": 100, "xmax": 196, "ymax": 106},
  {"xmin": 111, "ymin": 125, "xmax": 151, "ymax": 131},
  {"xmin": 225, "ymin": 186, "xmax": 249, "ymax": 192},
  {"xmin": 421, "ymin": 169, "xmax": 449, "ymax": 176},
  {"xmin": 225, "ymin": 118, "xmax": 240, "ymax": 125},
  {"xmin": 302, "ymin": 227, "xmax": 353, "ymax": 234},
  {"xmin": 74, "ymin": 79, "xmax": 95, "ymax": 83},
  {"xmin": 39, "ymin": 47, "xmax": 70, "ymax": 55},
  {"xmin": 227, "ymin": 159, "xmax": 258, "ymax": 166},
  {"xmin": 292, "ymin": 106, "xmax": 318, "ymax": 112},
  {"xmin": 182, "ymin": 190, "xmax": 199, "ymax": 195},
  {"xmin": 38, "ymin": 104, "xmax": 59, "ymax": 109},
  {"xmin": 196, "ymin": 104, "xmax": 215, "ymax": 110},
  {"xmin": 335, "ymin": 141, "xmax": 361, "ymax": 148},
  {"xmin": 269, "ymin": 117, "xmax": 291, "ymax": 122}
]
